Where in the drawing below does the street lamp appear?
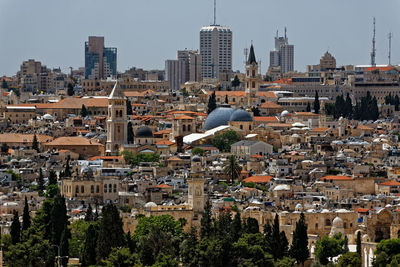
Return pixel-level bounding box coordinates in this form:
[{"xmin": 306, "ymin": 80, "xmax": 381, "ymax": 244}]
[{"xmin": 52, "ymin": 244, "xmax": 61, "ymax": 267}]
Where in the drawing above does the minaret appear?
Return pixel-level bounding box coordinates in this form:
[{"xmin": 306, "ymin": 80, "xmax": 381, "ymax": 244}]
[
  {"xmin": 106, "ymin": 80, "xmax": 127, "ymax": 154},
  {"xmin": 245, "ymin": 44, "xmax": 259, "ymax": 106},
  {"xmin": 187, "ymin": 155, "xmax": 205, "ymax": 213}
]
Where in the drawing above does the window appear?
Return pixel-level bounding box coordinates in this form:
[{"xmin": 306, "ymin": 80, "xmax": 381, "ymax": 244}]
[
  {"xmin": 325, "ymin": 219, "xmax": 331, "ymax": 226},
  {"xmin": 76, "ymin": 185, "xmax": 79, "ymax": 193},
  {"xmin": 91, "ymin": 185, "xmax": 94, "ymax": 193},
  {"xmin": 96, "ymin": 185, "xmax": 99, "ymax": 193},
  {"xmin": 81, "ymin": 186, "xmax": 84, "ymax": 193},
  {"xmin": 113, "ymin": 184, "xmax": 117, "ymax": 193},
  {"xmin": 188, "ymin": 125, "xmax": 191, "ymax": 132},
  {"xmin": 104, "ymin": 184, "xmax": 107, "ymax": 193},
  {"xmin": 109, "ymin": 184, "xmax": 112, "ymax": 192}
]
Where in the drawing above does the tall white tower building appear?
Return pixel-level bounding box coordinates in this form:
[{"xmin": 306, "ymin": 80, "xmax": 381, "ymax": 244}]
[{"xmin": 200, "ymin": 26, "xmax": 232, "ymax": 79}]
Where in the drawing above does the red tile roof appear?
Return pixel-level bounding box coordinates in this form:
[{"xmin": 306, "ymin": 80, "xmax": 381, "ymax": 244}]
[
  {"xmin": 320, "ymin": 175, "xmax": 352, "ymax": 181},
  {"xmin": 243, "ymin": 175, "xmax": 273, "ymax": 183},
  {"xmin": 380, "ymin": 180, "xmax": 400, "ymax": 186}
]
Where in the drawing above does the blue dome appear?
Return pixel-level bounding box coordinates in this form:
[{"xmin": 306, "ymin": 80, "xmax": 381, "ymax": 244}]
[
  {"xmin": 203, "ymin": 107, "xmax": 235, "ymax": 130},
  {"xmin": 229, "ymin": 109, "xmax": 253, "ymax": 122},
  {"xmin": 136, "ymin": 126, "xmax": 153, "ymax": 138}
]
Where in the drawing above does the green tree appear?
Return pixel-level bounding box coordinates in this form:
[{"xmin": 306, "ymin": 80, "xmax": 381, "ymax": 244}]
[
  {"xmin": 207, "ymin": 91, "xmax": 217, "ymax": 114},
  {"xmin": 223, "ymin": 155, "xmax": 242, "ymax": 184},
  {"xmin": 49, "ymin": 195, "xmax": 68, "ymax": 247},
  {"xmin": 64, "ymin": 157, "xmax": 71, "ymax": 177},
  {"xmin": 231, "ymin": 211, "xmax": 242, "ymax": 241},
  {"xmin": 345, "ymin": 93, "xmax": 353, "ymax": 118},
  {"xmin": 337, "ymin": 252, "xmax": 361, "ymax": 267},
  {"xmin": 46, "ymin": 184, "xmax": 59, "ymax": 198},
  {"xmin": 373, "ymin": 238, "xmax": 400, "ymax": 266},
  {"xmin": 233, "ymin": 233, "xmax": 274, "ymax": 267},
  {"xmin": 306, "ymin": 102, "xmax": 311, "ymax": 112},
  {"xmin": 2, "ymin": 79, "xmax": 8, "ymax": 89},
  {"xmin": 192, "ymin": 147, "xmax": 204, "ymax": 156},
  {"xmin": 126, "ymin": 99, "xmax": 133, "ymax": 115},
  {"xmin": 127, "ymin": 122, "xmax": 134, "ymax": 144},
  {"xmin": 85, "ymin": 204, "xmax": 94, "ymax": 222},
  {"xmin": 200, "ymin": 199, "xmax": 213, "ymax": 238},
  {"xmin": 81, "ymin": 104, "xmax": 88, "ymax": 117},
  {"xmin": 395, "ymin": 95, "xmax": 400, "ymax": 111},
  {"xmin": 225, "ymin": 94, "xmax": 229, "ymax": 104},
  {"xmin": 60, "ymin": 225, "xmax": 71, "ymax": 267},
  {"xmin": 10, "ymin": 212, "xmax": 21, "ymax": 244},
  {"xmin": 68, "ymin": 220, "xmax": 90, "ymax": 260},
  {"xmin": 152, "ymin": 252, "xmax": 179, "ymax": 267},
  {"xmin": 356, "ymin": 231, "xmax": 362, "ymax": 256},
  {"xmin": 314, "ymin": 91, "xmax": 320, "ymax": 114},
  {"xmin": 48, "ymin": 169, "xmax": 57, "ymax": 186},
  {"xmin": 275, "ymin": 257, "xmax": 296, "ymax": 267},
  {"xmin": 122, "ymin": 151, "xmax": 160, "ymax": 166},
  {"xmin": 213, "ymin": 130, "xmax": 240, "ymax": 152},
  {"xmin": 231, "ymin": 75, "xmax": 240, "ymax": 88},
  {"xmin": 82, "ymin": 223, "xmax": 98, "ymax": 266},
  {"xmin": 251, "ymin": 106, "xmax": 260, "ymax": 116},
  {"xmin": 32, "ymin": 134, "xmax": 39, "ymax": 152},
  {"xmin": 180, "ymin": 227, "xmax": 199, "ymax": 267},
  {"xmin": 289, "ymin": 213, "xmax": 309, "ymax": 266},
  {"xmin": 314, "ymin": 233, "xmax": 345, "ymax": 265},
  {"xmin": 102, "ymin": 247, "xmax": 139, "ymax": 267},
  {"xmin": 67, "ymin": 83, "xmax": 74, "ymax": 96},
  {"xmin": 22, "ymin": 196, "xmax": 31, "ymax": 231},
  {"xmin": 266, "ymin": 214, "xmax": 288, "ymax": 260},
  {"xmin": 96, "ymin": 204, "xmax": 125, "ymax": 263},
  {"xmin": 1, "ymin": 143, "xmax": 8, "ymax": 154},
  {"xmin": 243, "ymin": 217, "xmax": 259, "ymax": 234},
  {"xmin": 38, "ymin": 168, "xmax": 45, "ymax": 195}
]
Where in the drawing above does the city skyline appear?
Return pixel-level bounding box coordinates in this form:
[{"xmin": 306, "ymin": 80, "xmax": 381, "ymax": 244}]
[{"xmin": 1, "ymin": 0, "xmax": 400, "ymax": 76}]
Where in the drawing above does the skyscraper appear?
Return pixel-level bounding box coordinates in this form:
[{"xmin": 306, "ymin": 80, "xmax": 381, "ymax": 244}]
[
  {"xmin": 177, "ymin": 50, "xmax": 202, "ymax": 82},
  {"xmin": 200, "ymin": 25, "xmax": 232, "ymax": 79},
  {"xmin": 268, "ymin": 28, "xmax": 294, "ymax": 73},
  {"xmin": 165, "ymin": 59, "xmax": 185, "ymax": 91},
  {"xmin": 85, "ymin": 36, "xmax": 117, "ymax": 79}
]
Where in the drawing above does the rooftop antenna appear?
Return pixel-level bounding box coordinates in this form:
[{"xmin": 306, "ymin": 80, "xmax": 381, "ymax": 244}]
[
  {"xmin": 284, "ymin": 27, "xmax": 287, "ymax": 39},
  {"xmin": 244, "ymin": 48, "xmax": 248, "ymax": 64},
  {"xmin": 276, "ymin": 30, "xmax": 278, "ymax": 38},
  {"xmin": 213, "ymin": 0, "xmax": 217, "ymax": 25},
  {"xmin": 388, "ymin": 32, "xmax": 393, "ymax": 65},
  {"xmin": 371, "ymin": 17, "xmax": 376, "ymax": 67}
]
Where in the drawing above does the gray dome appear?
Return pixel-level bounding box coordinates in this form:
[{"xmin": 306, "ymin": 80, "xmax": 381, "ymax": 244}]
[
  {"xmin": 192, "ymin": 155, "xmax": 201, "ymax": 162},
  {"xmin": 136, "ymin": 126, "xmax": 153, "ymax": 138},
  {"xmin": 203, "ymin": 107, "xmax": 235, "ymax": 130},
  {"xmin": 229, "ymin": 109, "xmax": 253, "ymax": 122}
]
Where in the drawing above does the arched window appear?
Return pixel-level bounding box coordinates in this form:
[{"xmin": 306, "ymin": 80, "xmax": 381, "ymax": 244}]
[
  {"xmin": 252, "ymin": 70, "xmax": 255, "ymax": 77},
  {"xmin": 325, "ymin": 219, "xmax": 331, "ymax": 226},
  {"xmin": 104, "ymin": 184, "xmax": 107, "ymax": 193},
  {"xmin": 81, "ymin": 186, "xmax": 84, "ymax": 193},
  {"xmin": 252, "ymin": 81, "xmax": 256, "ymax": 88},
  {"xmin": 109, "ymin": 184, "xmax": 112, "ymax": 192},
  {"xmin": 75, "ymin": 185, "xmax": 79, "ymax": 193},
  {"xmin": 96, "ymin": 185, "xmax": 99, "ymax": 193},
  {"xmin": 91, "ymin": 185, "xmax": 94, "ymax": 193},
  {"xmin": 182, "ymin": 125, "xmax": 186, "ymax": 132},
  {"xmin": 113, "ymin": 184, "xmax": 117, "ymax": 193},
  {"xmin": 119, "ymin": 110, "xmax": 123, "ymax": 117},
  {"xmin": 188, "ymin": 125, "xmax": 191, "ymax": 132}
]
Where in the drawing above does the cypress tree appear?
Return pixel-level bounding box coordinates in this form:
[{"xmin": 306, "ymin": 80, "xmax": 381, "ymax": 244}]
[
  {"xmin": 10, "ymin": 212, "xmax": 20, "ymax": 244},
  {"xmin": 64, "ymin": 157, "xmax": 71, "ymax": 177},
  {"xmin": 60, "ymin": 226, "xmax": 71, "ymax": 267},
  {"xmin": 38, "ymin": 168, "xmax": 45, "ymax": 195},
  {"xmin": 356, "ymin": 231, "xmax": 362, "ymax": 256},
  {"xmin": 207, "ymin": 91, "xmax": 217, "ymax": 114},
  {"xmin": 96, "ymin": 204, "xmax": 125, "ymax": 263},
  {"xmin": 313, "ymin": 91, "xmax": 320, "ymax": 114},
  {"xmin": 231, "ymin": 211, "xmax": 242, "ymax": 241},
  {"xmin": 85, "ymin": 204, "xmax": 93, "ymax": 222},
  {"xmin": 395, "ymin": 95, "xmax": 400, "ymax": 111},
  {"xmin": 289, "ymin": 213, "xmax": 309, "ymax": 266},
  {"xmin": 345, "ymin": 93, "xmax": 353, "ymax": 118},
  {"xmin": 126, "ymin": 99, "xmax": 133, "ymax": 115},
  {"xmin": 80, "ymin": 104, "xmax": 88, "ymax": 117},
  {"xmin": 225, "ymin": 94, "xmax": 229, "ymax": 104},
  {"xmin": 22, "ymin": 196, "xmax": 31, "ymax": 231},
  {"xmin": 67, "ymin": 83, "xmax": 74, "ymax": 96},
  {"xmin": 200, "ymin": 198, "xmax": 213, "ymax": 238},
  {"xmin": 82, "ymin": 224, "xmax": 98, "ymax": 266},
  {"xmin": 270, "ymin": 214, "xmax": 288, "ymax": 259},
  {"xmin": 343, "ymin": 235, "xmax": 349, "ymax": 253},
  {"xmin": 306, "ymin": 102, "xmax": 311, "ymax": 112},
  {"xmin": 127, "ymin": 122, "xmax": 134, "ymax": 144},
  {"xmin": 50, "ymin": 195, "xmax": 68, "ymax": 246},
  {"xmin": 32, "ymin": 134, "xmax": 39, "ymax": 152},
  {"xmin": 48, "ymin": 169, "xmax": 57, "ymax": 186}
]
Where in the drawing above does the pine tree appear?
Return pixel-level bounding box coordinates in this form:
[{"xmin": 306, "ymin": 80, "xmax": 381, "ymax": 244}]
[
  {"xmin": 200, "ymin": 198, "xmax": 213, "ymax": 238},
  {"xmin": 127, "ymin": 122, "xmax": 134, "ymax": 144},
  {"xmin": 207, "ymin": 91, "xmax": 217, "ymax": 114},
  {"xmin": 67, "ymin": 83, "xmax": 74, "ymax": 96},
  {"xmin": 356, "ymin": 231, "xmax": 362, "ymax": 256},
  {"xmin": 22, "ymin": 196, "xmax": 31, "ymax": 231},
  {"xmin": 82, "ymin": 224, "xmax": 98, "ymax": 266},
  {"xmin": 289, "ymin": 213, "xmax": 309, "ymax": 266},
  {"xmin": 85, "ymin": 204, "xmax": 93, "ymax": 222},
  {"xmin": 313, "ymin": 91, "xmax": 320, "ymax": 114},
  {"xmin": 32, "ymin": 134, "xmax": 39, "ymax": 153},
  {"xmin": 96, "ymin": 204, "xmax": 125, "ymax": 263},
  {"xmin": 80, "ymin": 104, "xmax": 88, "ymax": 117},
  {"xmin": 48, "ymin": 169, "xmax": 57, "ymax": 186},
  {"xmin": 126, "ymin": 99, "xmax": 133, "ymax": 115},
  {"xmin": 10, "ymin": 212, "xmax": 21, "ymax": 244},
  {"xmin": 231, "ymin": 75, "xmax": 240, "ymax": 88},
  {"xmin": 306, "ymin": 102, "xmax": 311, "ymax": 112},
  {"xmin": 231, "ymin": 211, "xmax": 242, "ymax": 241},
  {"xmin": 38, "ymin": 168, "xmax": 45, "ymax": 195}
]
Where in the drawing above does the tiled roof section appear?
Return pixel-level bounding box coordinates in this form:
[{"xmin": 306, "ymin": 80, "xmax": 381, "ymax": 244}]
[
  {"xmin": 354, "ymin": 208, "xmax": 370, "ymax": 213},
  {"xmin": 154, "ymin": 129, "xmax": 171, "ymax": 135},
  {"xmin": 45, "ymin": 137, "xmax": 102, "ymax": 146},
  {"xmin": 89, "ymin": 156, "xmax": 123, "ymax": 161},
  {"xmin": 260, "ymin": 101, "xmax": 282, "ymax": 109},
  {"xmin": 365, "ymin": 66, "xmax": 395, "ymax": 71},
  {"xmin": 0, "ymin": 133, "xmax": 53, "ymax": 143},
  {"xmin": 243, "ymin": 175, "xmax": 273, "ymax": 183},
  {"xmin": 253, "ymin": 116, "xmax": 279, "ymax": 122},
  {"xmin": 209, "ymin": 91, "xmax": 246, "ymax": 97},
  {"xmin": 155, "ymin": 140, "xmax": 175, "ymax": 146},
  {"xmin": 156, "ymin": 183, "xmax": 172, "ymax": 189},
  {"xmin": 124, "ymin": 90, "xmax": 154, "ymax": 97},
  {"xmin": 357, "ymin": 124, "xmax": 374, "ymax": 130},
  {"xmin": 257, "ymin": 92, "xmax": 277, "ymax": 98},
  {"xmin": 311, "ymin": 127, "xmax": 330, "ymax": 132},
  {"xmin": 174, "ymin": 115, "xmax": 194, "ymax": 120},
  {"xmin": 167, "ymin": 156, "xmax": 182, "ymax": 161},
  {"xmin": 320, "ymin": 175, "xmax": 352, "ymax": 181},
  {"xmin": 379, "ymin": 180, "xmax": 400, "ymax": 186},
  {"xmin": 290, "ymin": 112, "xmax": 319, "ymax": 117}
]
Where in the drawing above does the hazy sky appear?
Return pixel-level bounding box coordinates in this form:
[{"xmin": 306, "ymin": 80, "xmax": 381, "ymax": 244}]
[{"xmin": 1, "ymin": 0, "xmax": 400, "ymax": 76}]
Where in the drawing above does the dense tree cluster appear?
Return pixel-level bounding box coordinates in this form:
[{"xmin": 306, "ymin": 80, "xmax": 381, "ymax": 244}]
[
  {"xmin": 326, "ymin": 91, "xmax": 379, "ymax": 121},
  {"xmin": 385, "ymin": 93, "xmax": 400, "ymax": 111},
  {"xmin": 213, "ymin": 130, "xmax": 240, "ymax": 152},
  {"xmin": 122, "ymin": 151, "xmax": 160, "ymax": 166}
]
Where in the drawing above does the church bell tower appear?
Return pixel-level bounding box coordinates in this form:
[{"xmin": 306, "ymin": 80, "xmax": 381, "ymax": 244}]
[{"xmin": 245, "ymin": 44, "xmax": 260, "ymax": 107}]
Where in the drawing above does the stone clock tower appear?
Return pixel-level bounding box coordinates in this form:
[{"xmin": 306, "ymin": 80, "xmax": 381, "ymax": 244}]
[{"xmin": 187, "ymin": 155, "xmax": 205, "ymax": 213}]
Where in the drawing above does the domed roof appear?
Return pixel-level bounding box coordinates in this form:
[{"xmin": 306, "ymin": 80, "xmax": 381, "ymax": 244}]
[
  {"xmin": 203, "ymin": 107, "xmax": 235, "ymax": 130},
  {"xmin": 144, "ymin": 202, "xmax": 157, "ymax": 208},
  {"xmin": 136, "ymin": 126, "xmax": 153, "ymax": 138},
  {"xmin": 332, "ymin": 216, "xmax": 344, "ymax": 228},
  {"xmin": 192, "ymin": 155, "xmax": 201, "ymax": 162},
  {"xmin": 281, "ymin": 110, "xmax": 289, "ymax": 117},
  {"xmin": 229, "ymin": 109, "xmax": 253, "ymax": 122}
]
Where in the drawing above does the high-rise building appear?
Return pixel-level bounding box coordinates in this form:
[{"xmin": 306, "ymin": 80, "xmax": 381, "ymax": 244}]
[
  {"xmin": 85, "ymin": 36, "xmax": 117, "ymax": 79},
  {"xmin": 165, "ymin": 59, "xmax": 185, "ymax": 91},
  {"xmin": 177, "ymin": 50, "xmax": 202, "ymax": 82},
  {"xmin": 268, "ymin": 28, "xmax": 294, "ymax": 73},
  {"xmin": 200, "ymin": 25, "xmax": 232, "ymax": 79}
]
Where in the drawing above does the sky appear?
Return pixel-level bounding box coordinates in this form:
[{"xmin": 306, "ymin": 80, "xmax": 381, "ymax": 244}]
[{"xmin": 1, "ymin": 0, "xmax": 400, "ymax": 76}]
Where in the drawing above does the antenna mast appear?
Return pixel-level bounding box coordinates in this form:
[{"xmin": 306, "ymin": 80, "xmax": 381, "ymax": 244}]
[
  {"xmin": 388, "ymin": 32, "xmax": 393, "ymax": 65},
  {"xmin": 244, "ymin": 48, "xmax": 248, "ymax": 64},
  {"xmin": 213, "ymin": 0, "xmax": 216, "ymax": 25},
  {"xmin": 371, "ymin": 17, "xmax": 376, "ymax": 67}
]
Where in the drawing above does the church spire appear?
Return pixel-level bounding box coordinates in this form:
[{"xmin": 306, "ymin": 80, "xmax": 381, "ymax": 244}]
[
  {"xmin": 109, "ymin": 80, "xmax": 125, "ymax": 99},
  {"xmin": 247, "ymin": 44, "xmax": 257, "ymax": 64}
]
